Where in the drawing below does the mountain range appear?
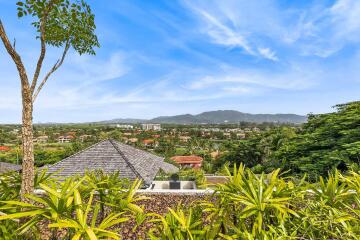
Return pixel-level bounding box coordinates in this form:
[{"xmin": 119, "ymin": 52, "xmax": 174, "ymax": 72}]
[{"xmin": 100, "ymin": 110, "xmax": 307, "ymax": 124}]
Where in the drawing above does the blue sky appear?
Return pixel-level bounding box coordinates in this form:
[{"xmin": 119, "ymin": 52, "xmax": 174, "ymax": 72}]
[{"xmin": 1, "ymin": 0, "xmax": 360, "ymax": 123}]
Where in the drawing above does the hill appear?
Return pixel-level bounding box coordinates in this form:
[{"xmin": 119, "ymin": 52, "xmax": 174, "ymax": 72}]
[{"xmin": 150, "ymin": 110, "xmax": 306, "ymax": 124}]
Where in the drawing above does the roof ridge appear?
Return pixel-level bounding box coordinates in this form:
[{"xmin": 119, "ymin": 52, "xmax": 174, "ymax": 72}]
[
  {"xmin": 47, "ymin": 139, "xmax": 110, "ymax": 169},
  {"xmin": 108, "ymin": 139, "xmax": 143, "ymax": 181},
  {"xmin": 115, "ymin": 140, "xmax": 165, "ymax": 162}
]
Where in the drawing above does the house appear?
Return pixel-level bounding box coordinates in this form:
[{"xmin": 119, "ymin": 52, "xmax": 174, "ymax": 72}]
[
  {"xmin": 45, "ymin": 139, "xmax": 178, "ymax": 186},
  {"xmin": 143, "ymin": 139, "xmax": 157, "ymax": 147},
  {"xmin": 116, "ymin": 124, "xmax": 133, "ymax": 129},
  {"xmin": 128, "ymin": 138, "xmax": 138, "ymax": 143},
  {"xmin": 223, "ymin": 132, "xmax": 231, "ymax": 138},
  {"xmin": 0, "ymin": 162, "xmax": 21, "ymax": 174},
  {"xmin": 252, "ymin": 127, "xmax": 261, "ymax": 132},
  {"xmin": 170, "ymin": 155, "xmax": 203, "ymax": 169},
  {"xmin": 141, "ymin": 123, "xmax": 161, "ymax": 131},
  {"xmin": 36, "ymin": 135, "xmax": 49, "ymax": 143},
  {"xmin": 0, "ymin": 146, "xmax": 11, "ymax": 152},
  {"xmin": 236, "ymin": 133, "xmax": 246, "ymax": 139},
  {"xmin": 58, "ymin": 135, "xmax": 75, "ymax": 143},
  {"xmin": 179, "ymin": 136, "xmax": 191, "ymax": 142}
]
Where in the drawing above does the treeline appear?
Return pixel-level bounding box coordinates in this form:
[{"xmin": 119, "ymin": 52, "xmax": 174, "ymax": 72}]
[{"xmin": 215, "ymin": 101, "xmax": 360, "ymax": 179}]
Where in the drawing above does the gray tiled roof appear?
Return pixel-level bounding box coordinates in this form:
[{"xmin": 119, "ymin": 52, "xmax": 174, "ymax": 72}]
[
  {"xmin": 159, "ymin": 161, "xmax": 179, "ymax": 174},
  {"xmin": 46, "ymin": 139, "xmax": 178, "ymax": 185},
  {"xmin": 0, "ymin": 162, "xmax": 21, "ymax": 174}
]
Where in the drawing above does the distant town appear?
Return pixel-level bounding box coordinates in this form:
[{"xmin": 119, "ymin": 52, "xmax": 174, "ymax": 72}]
[{"xmin": 0, "ymin": 121, "xmax": 279, "ymax": 171}]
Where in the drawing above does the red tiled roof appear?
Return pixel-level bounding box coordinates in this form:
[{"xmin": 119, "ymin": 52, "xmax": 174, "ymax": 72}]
[
  {"xmin": 143, "ymin": 139, "xmax": 154, "ymax": 144},
  {"xmin": 0, "ymin": 146, "xmax": 10, "ymax": 151},
  {"xmin": 170, "ymin": 155, "xmax": 203, "ymax": 164}
]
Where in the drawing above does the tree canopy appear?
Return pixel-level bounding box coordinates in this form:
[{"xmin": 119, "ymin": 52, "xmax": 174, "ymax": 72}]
[{"xmin": 215, "ymin": 101, "xmax": 360, "ymax": 179}]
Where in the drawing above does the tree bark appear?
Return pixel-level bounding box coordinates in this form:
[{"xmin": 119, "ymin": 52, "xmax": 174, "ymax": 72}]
[
  {"xmin": 0, "ymin": 19, "xmax": 34, "ymax": 200},
  {"xmin": 20, "ymin": 88, "xmax": 34, "ymax": 200}
]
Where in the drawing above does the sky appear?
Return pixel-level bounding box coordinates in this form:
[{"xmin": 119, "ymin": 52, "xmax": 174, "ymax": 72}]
[{"xmin": 0, "ymin": 0, "xmax": 360, "ymax": 123}]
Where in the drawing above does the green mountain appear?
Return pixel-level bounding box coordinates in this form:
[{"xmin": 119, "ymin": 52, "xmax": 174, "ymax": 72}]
[{"xmin": 149, "ymin": 110, "xmax": 306, "ymax": 124}]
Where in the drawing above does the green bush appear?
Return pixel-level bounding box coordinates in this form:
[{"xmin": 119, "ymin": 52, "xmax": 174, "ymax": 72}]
[{"xmin": 1, "ymin": 167, "xmax": 360, "ymax": 239}]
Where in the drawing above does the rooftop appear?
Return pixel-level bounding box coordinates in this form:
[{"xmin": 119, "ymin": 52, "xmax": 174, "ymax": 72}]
[
  {"xmin": 46, "ymin": 139, "xmax": 178, "ymax": 185},
  {"xmin": 170, "ymin": 155, "xmax": 203, "ymax": 164},
  {"xmin": 0, "ymin": 162, "xmax": 21, "ymax": 174}
]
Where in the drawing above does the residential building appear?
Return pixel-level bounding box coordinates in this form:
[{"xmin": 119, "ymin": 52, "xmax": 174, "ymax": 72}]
[
  {"xmin": 45, "ymin": 139, "xmax": 178, "ymax": 186},
  {"xmin": 141, "ymin": 123, "xmax": 161, "ymax": 131},
  {"xmin": 236, "ymin": 133, "xmax": 246, "ymax": 139},
  {"xmin": 0, "ymin": 162, "xmax": 21, "ymax": 174},
  {"xmin": 0, "ymin": 146, "xmax": 10, "ymax": 152},
  {"xmin": 223, "ymin": 132, "xmax": 231, "ymax": 138},
  {"xmin": 143, "ymin": 139, "xmax": 157, "ymax": 147},
  {"xmin": 36, "ymin": 135, "xmax": 49, "ymax": 143},
  {"xmin": 170, "ymin": 155, "xmax": 203, "ymax": 169},
  {"xmin": 116, "ymin": 124, "xmax": 134, "ymax": 129},
  {"xmin": 253, "ymin": 127, "xmax": 261, "ymax": 132},
  {"xmin": 128, "ymin": 138, "xmax": 138, "ymax": 143},
  {"xmin": 179, "ymin": 136, "xmax": 191, "ymax": 142},
  {"xmin": 58, "ymin": 135, "xmax": 75, "ymax": 143}
]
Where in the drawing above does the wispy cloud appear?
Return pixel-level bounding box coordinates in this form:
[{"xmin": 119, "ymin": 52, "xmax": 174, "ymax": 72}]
[
  {"xmin": 187, "ymin": 64, "xmax": 319, "ymax": 91},
  {"xmin": 257, "ymin": 47, "xmax": 278, "ymax": 61},
  {"xmin": 182, "ymin": 0, "xmax": 279, "ymax": 61}
]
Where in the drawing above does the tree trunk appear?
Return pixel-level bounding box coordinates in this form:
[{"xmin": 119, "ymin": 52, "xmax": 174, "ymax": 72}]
[{"xmin": 20, "ymin": 89, "xmax": 34, "ymax": 201}]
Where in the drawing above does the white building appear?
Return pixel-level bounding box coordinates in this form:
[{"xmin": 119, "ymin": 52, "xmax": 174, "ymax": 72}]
[
  {"xmin": 141, "ymin": 123, "xmax": 161, "ymax": 131},
  {"xmin": 116, "ymin": 124, "xmax": 134, "ymax": 129}
]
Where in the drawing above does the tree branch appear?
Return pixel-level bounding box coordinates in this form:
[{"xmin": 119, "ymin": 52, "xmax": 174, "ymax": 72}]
[
  {"xmin": 32, "ymin": 41, "xmax": 70, "ymax": 102},
  {"xmin": 30, "ymin": 0, "xmax": 56, "ymax": 94},
  {"xmin": 0, "ymin": 19, "xmax": 29, "ymax": 89}
]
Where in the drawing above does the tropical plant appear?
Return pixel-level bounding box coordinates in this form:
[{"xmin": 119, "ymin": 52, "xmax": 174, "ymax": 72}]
[
  {"xmin": 0, "ymin": 175, "xmax": 134, "ymax": 239},
  {"xmin": 148, "ymin": 205, "xmax": 205, "ymax": 240},
  {"xmin": 49, "ymin": 190, "xmax": 128, "ymax": 240},
  {"xmin": 82, "ymin": 170, "xmax": 130, "ymax": 221},
  {"xmin": 310, "ymin": 170, "xmax": 355, "ymax": 208}
]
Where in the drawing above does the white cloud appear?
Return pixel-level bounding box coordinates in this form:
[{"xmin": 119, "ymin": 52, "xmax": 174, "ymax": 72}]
[
  {"xmin": 194, "ymin": 8, "xmax": 254, "ymax": 54},
  {"xmin": 182, "ymin": 0, "xmax": 279, "ymax": 61},
  {"xmin": 183, "ymin": 0, "xmax": 360, "ymax": 59},
  {"xmin": 257, "ymin": 47, "xmax": 278, "ymax": 61},
  {"xmin": 0, "ymin": 50, "xmax": 129, "ymax": 112},
  {"xmin": 187, "ymin": 64, "xmax": 319, "ymax": 92},
  {"xmin": 330, "ymin": 0, "xmax": 360, "ymax": 38},
  {"xmin": 285, "ymin": 0, "xmax": 360, "ymax": 57}
]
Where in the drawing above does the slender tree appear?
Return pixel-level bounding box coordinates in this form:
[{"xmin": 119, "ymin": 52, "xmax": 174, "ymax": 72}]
[{"xmin": 0, "ymin": 0, "xmax": 99, "ymax": 199}]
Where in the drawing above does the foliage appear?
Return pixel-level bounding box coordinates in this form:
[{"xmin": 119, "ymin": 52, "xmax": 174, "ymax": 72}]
[
  {"xmin": 275, "ymin": 101, "xmax": 360, "ymax": 179},
  {"xmin": 146, "ymin": 166, "xmax": 360, "ymax": 239},
  {"xmin": 148, "ymin": 205, "xmax": 205, "ymax": 240},
  {"xmin": 16, "ymin": 0, "xmax": 99, "ymax": 55},
  {"xmin": 214, "ymin": 101, "xmax": 360, "ymax": 180},
  {"xmin": 0, "ymin": 171, "xmax": 143, "ymax": 239},
  {"xmin": 1, "ymin": 167, "xmax": 360, "ymax": 239}
]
